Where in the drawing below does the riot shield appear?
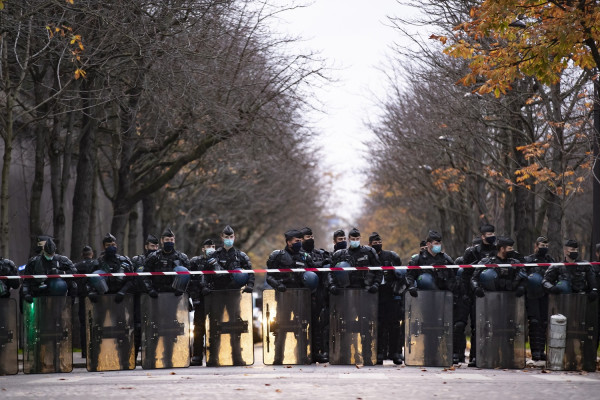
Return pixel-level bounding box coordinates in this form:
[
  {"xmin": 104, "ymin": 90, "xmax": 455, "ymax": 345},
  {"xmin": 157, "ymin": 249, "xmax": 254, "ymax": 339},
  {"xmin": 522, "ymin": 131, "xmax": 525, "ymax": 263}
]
[
  {"xmin": 204, "ymin": 289, "xmax": 253, "ymax": 367},
  {"xmin": 262, "ymin": 288, "xmax": 311, "ymax": 365},
  {"xmin": 329, "ymin": 288, "xmax": 378, "ymax": 366},
  {"xmin": 85, "ymin": 294, "xmax": 135, "ymax": 372},
  {"xmin": 0, "ymin": 298, "xmax": 18, "ymax": 375},
  {"xmin": 23, "ymin": 296, "xmax": 72, "ymax": 374},
  {"xmin": 404, "ymin": 290, "xmax": 453, "ymax": 367},
  {"xmin": 140, "ymin": 293, "xmax": 190, "ymax": 369},
  {"xmin": 547, "ymin": 293, "xmax": 598, "ymax": 372},
  {"xmin": 475, "ymin": 292, "xmax": 526, "ymax": 369}
]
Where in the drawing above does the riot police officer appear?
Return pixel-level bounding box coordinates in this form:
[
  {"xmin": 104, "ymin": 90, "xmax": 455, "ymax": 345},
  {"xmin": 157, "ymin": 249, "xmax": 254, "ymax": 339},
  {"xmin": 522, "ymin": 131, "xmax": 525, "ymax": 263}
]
[
  {"xmin": 524, "ymin": 236, "xmax": 554, "ymax": 362},
  {"xmin": 458, "ymin": 224, "xmax": 497, "ymax": 366},
  {"xmin": 143, "ymin": 228, "xmax": 190, "ymax": 296},
  {"xmin": 472, "ymin": 236, "xmax": 526, "ymax": 296},
  {"xmin": 21, "ymin": 238, "xmax": 77, "ymax": 302},
  {"xmin": 368, "ymin": 232, "xmax": 403, "ymax": 365},
  {"xmin": 300, "ymin": 227, "xmax": 331, "ymax": 363},
  {"xmin": 542, "ymin": 239, "xmax": 598, "ymax": 299},
  {"xmin": 132, "ymin": 234, "xmax": 159, "ymax": 272},
  {"xmin": 266, "ymin": 229, "xmax": 316, "ymax": 364},
  {"xmin": 0, "ymin": 256, "xmax": 19, "ymax": 297},
  {"xmin": 332, "ymin": 229, "xmax": 347, "ymax": 252},
  {"xmin": 329, "ymin": 227, "xmax": 382, "ymax": 293},
  {"xmin": 406, "ymin": 230, "xmax": 455, "ymax": 296},
  {"xmin": 88, "ymin": 234, "xmax": 135, "ymax": 302},
  {"xmin": 204, "ymin": 225, "xmax": 253, "ymax": 366},
  {"xmin": 74, "ymin": 246, "xmax": 98, "ymax": 358},
  {"xmin": 188, "ymin": 238, "xmax": 215, "ymax": 366}
]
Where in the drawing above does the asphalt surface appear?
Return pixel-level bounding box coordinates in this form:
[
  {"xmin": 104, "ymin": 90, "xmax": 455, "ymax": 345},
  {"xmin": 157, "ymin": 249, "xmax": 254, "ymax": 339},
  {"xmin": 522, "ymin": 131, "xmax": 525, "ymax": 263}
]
[{"xmin": 2, "ymin": 347, "xmax": 599, "ymax": 399}]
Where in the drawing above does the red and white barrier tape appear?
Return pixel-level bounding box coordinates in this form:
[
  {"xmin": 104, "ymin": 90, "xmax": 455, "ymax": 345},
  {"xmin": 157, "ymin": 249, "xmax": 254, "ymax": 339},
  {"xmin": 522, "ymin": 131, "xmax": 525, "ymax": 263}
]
[{"xmin": 1, "ymin": 261, "xmax": 599, "ymax": 279}]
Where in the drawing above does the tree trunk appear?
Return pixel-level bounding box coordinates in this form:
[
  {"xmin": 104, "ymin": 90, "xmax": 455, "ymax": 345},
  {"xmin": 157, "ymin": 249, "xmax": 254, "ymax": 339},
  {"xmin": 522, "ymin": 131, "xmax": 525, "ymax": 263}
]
[
  {"xmin": 142, "ymin": 194, "xmax": 158, "ymax": 240},
  {"xmin": 0, "ymin": 131, "xmax": 13, "ymax": 257},
  {"xmin": 29, "ymin": 82, "xmax": 47, "ymax": 249},
  {"xmin": 127, "ymin": 208, "xmax": 138, "ymax": 257},
  {"xmin": 70, "ymin": 80, "xmax": 98, "ymax": 259}
]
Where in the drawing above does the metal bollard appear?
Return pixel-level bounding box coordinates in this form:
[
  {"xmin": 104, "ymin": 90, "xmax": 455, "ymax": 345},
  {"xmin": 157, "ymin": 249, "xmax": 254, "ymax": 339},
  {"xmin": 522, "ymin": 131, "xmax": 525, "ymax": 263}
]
[{"xmin": 546, "ymin": 314, "xmax": 567, "ymax": 370}]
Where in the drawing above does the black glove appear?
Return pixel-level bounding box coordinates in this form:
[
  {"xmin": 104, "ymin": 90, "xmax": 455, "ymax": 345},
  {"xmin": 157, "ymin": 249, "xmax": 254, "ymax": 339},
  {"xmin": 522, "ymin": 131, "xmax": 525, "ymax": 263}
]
[
  {"xmin": 88, "ymin": 292, "xmax": 99, "ymax": 303},
  {"xmin": 242, "ymin": 285, "xmax": 253, "ymax": 293},
  {"xmin": 148, "ymin": 289, "xmax": 159, "ymax": 298},
  {"xmin": 588, "ymin": 289, "xmax": 598, "ymax": 302},
  {"xmin": 24, "ymin": 294, "xmax": 34, "ymax": 303},
  {"xmin": 329, "ymin": 285, "xmax": 340, "ymax": 295},
  {"xmin": 276, "ymin": 283, "xmax": 287, "ymax": 293},
  {"xmin": 207, "ymin": 258, "xmax": 218, "ymax": 267},
  {"xmin": 408, "ymin": 287, "xmax": 418, "ymax": 298},
  {"xmin": 515, "ymin": 287, "xmax": 525, "ymax": 297},
  {"xmin": 114, "ymin": 292, "xmax": 125, "ymax": 303},
  {"xmin": 549, "ymin": 285, "xmax": 561, "ymax": 295},
  {"xmin": 367, "ymin": 285, "xmax": 378, "ymax": 294},
  {"xmin": 201, "ymin": 287, "xmax": 211, "ymax": 296},
  {"xmin": 174, "ymin": 289, "xmax": 184, "ymax": 297},
  {"xmin": 475, "ymin": 287, "xmax": 485, "ymax": 298}
]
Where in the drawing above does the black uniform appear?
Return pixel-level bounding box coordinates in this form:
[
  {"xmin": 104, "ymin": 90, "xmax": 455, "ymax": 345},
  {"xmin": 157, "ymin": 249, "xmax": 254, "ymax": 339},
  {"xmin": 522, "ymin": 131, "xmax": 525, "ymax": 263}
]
[
  {"xmin": 377, "ymin": 249, "xmax": 402, "ymax": 364},
  {"xmin": 73, "ymin": 257, "xmax": 99, "ymax": 358},
  {"xmin": 143, "ymin": 249, "xmax": 190, "ymax": 294},
  {"xmin": 471, "ymin": 255, "xmax": 526, "ymax": 294},
  {"xmin": 456, "ymin": 242, "xmax": 496, "ymax": 363},
  {"xmin": 21, "ymin": 254, "xmax": 77, "ymax": 300},
  {"xmin": 131, "ymin": 251, "xmax": 152, "ymax": 362},
  {"xmin": 542, "ymin": 260, "xmax": 598, "ymax": 294},
  {"xmin": 0, "ymin": 258, "xmax": 20, "ymax": 297},
  {"xmin": 305, "ymin": 248, "xmax": 331, "ymax": 362},
  {"xmin": 266, "ymin": 247, "xmax": 315, "ymax": 364},
  {"xmin": 523, "ymin": 252, "xmax": 555, "ymax": 361},
  {"xmin": 204, "ymin": 247, "xmax": 253, "ymax": 291},
  {"xmin": 328, "ymin": 246, "xmax": 382, "ymax": 290}
]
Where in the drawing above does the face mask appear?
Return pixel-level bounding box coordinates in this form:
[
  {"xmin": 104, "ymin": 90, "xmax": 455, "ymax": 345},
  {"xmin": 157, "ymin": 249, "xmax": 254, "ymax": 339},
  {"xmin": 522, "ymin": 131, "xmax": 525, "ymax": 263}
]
[
  {"xmin": 432, "ymin": 244, "xmax": 442, "ymax": 254},
  {"xmin": 372, "ymin": 244, "xmax": 382, "ymax": 253},
  {"xmin": 105, "ymin": 246, "xmax": 117, "ymax": 257},
  {"xmin": 568, "ymin": 251, "xmax": 579, "ymax": 260},
  {"xmin": 36, "ymin": 245, "xmax": 44, "ymax": 254},
  {"xmin": 303, "ymin": 238, "xmax": 315, "ymax": 252},
  {"xmin": 43, "ymin": 253, "xmax": 53, "ymax": 261},
  {"xmin": 205, "ymin": 247, "xmax": 215, "ymax": 256},
  {"xmin": 485, "ymin": 236, "xmax": 496, "ymax": 245},
  {"xmin": 536, "ymin": 247, "xmax": 548, "ymax": 257},
  {"xmin": 334, "ymin": 241, "xmax": 347, "ymax": 251},
  {"xmin": 350, "ymin": 240, "xmax": 360, "ymax": 249},
  {"xmin": 291, "ymin": 242, "xmax": 303, "ymax": 253},
  {"xmin": 506, "ymin": 250, "xmax": 518, "ymax": 259},
  {"xmin": 224, "ymin": 238, "xmax": 234, "ymax": 247},
  {"xmin": 163, "ymin": 242, "xmax": 175, "ymax": 252}
]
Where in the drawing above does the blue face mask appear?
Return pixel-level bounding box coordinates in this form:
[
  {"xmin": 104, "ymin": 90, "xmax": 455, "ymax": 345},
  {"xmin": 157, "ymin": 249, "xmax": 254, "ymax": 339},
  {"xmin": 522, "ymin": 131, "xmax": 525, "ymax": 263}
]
[
  {"xmin": 163, "ymin": 242, "xmax": 175, "ymax": 252},
  {"xmin": 105, "ymin": 246, "xmax": 117, "ymax": 257},
  {"xmin": 43, "ymin": 253, "xmax": 53, "ymax": 261},
  {"xmin": 432, "ymin": 244, "xmax": 442, "ymax": 254},
  {"xmin": 205, "ymin": 247, "xmax": 215, "ymax": 256},
  {"xmin": 350, "ymin": 240, "xmax": 360, "ymax": 248},
  {"xmin": 224, "ymin": 238, "xmax": 234, "ymax": 247}
]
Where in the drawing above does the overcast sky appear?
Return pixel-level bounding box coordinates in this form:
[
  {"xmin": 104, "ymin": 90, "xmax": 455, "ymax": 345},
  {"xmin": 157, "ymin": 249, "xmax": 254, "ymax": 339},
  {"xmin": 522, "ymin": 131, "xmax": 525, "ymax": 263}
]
[{"xmin": 275, "ymin": 1, "xmax": 415, "ymax": 224}]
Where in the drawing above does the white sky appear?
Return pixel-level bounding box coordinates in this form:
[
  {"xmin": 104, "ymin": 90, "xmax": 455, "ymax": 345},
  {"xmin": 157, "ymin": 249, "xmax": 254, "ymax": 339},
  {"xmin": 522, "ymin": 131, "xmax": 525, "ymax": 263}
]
[{"xmin": 274, "ymin": 1, "xmax": 416, "ymax": 224}]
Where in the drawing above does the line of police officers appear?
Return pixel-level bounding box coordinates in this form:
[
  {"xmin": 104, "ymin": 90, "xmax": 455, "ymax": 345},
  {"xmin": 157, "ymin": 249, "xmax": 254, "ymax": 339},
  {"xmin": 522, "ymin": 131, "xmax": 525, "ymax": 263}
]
[{"xmin": 1, "ymin": 223, "xmax": 600, "ymax": 369}]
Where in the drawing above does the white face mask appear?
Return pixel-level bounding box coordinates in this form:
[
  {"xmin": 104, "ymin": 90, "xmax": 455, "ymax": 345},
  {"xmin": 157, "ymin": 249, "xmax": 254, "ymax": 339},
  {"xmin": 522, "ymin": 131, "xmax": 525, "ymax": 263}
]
[
  {"xmin": 205, "ymin": 247, "xmax": 216, "ymax": 256},
  {"xmin": 350, "ymin": 240, "xmax": 360, "ymax": 248}
]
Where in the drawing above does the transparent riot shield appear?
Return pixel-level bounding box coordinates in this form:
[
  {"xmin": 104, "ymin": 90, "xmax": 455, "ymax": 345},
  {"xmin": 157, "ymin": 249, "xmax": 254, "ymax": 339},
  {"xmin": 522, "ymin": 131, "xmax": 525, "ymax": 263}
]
[
  {"xmin": 85, "ymin": 294, "xmax": 135, "ymax": 372},
  {"xmin": 475, "ymin": 292, "xmax": 526, "ymax": 369},
  {"xmin": 0, "ymin": 298, "xmax": 18, "ymax": 375},
  {"xmin": 140, "ymin": 293, "xmax": 190, "ymax": 369},
  {"xmin": 404, "ymin": 290, "xmax": 453, "ymax": 367},
  {"xmin": 204, "ymin": 290, "xmax": 253, "ymax": 367},
  {"xmin": 329, "ymin": 288, "xmax": 378, "ymax": 366},
  {"xmin": 23, "ymin": 296, "xmax": 72, "ymax": 374},
  {"xmin": 262, "ymin": 288, "xmax": 311, "ymax": 365},
  {"xmin": 547, "ymin": 293, "xmax": 598, "ymax": 372}
]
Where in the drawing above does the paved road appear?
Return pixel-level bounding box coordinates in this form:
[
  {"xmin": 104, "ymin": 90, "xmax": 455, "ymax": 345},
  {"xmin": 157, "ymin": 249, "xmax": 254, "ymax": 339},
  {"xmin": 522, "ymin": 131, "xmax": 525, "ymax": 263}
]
[{"xmin": 2, "ymin": 348, "xmax": 599, "ymax": 400}]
